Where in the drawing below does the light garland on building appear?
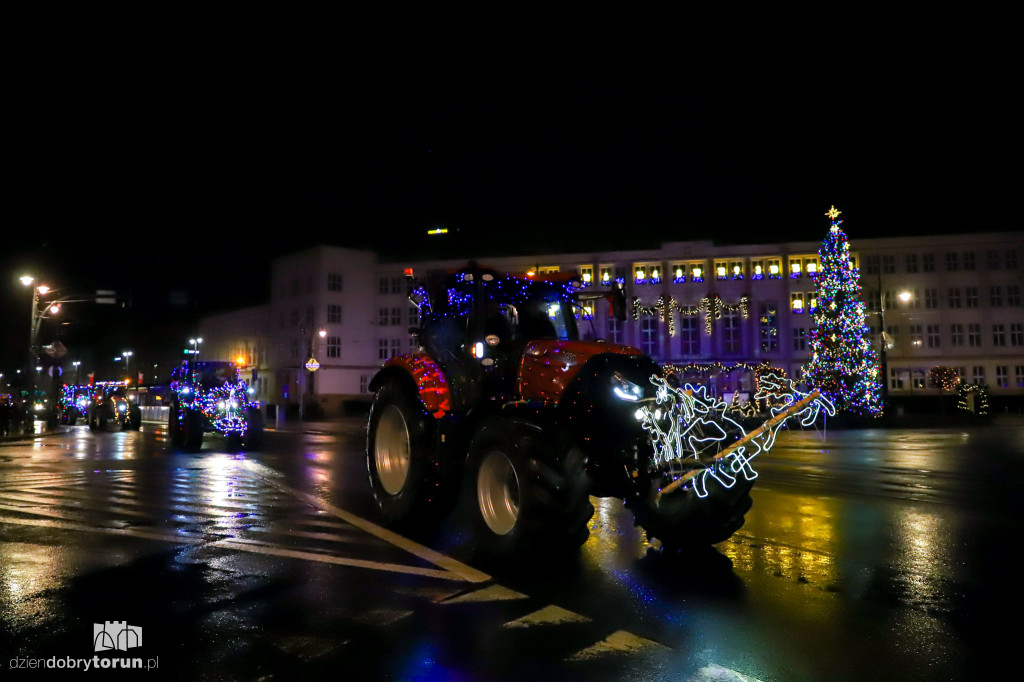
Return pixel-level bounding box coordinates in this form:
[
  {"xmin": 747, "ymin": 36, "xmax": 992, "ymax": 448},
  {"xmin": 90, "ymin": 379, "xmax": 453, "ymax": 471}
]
[{"xmin": 632, "ymin": 294, "xmax": 751, "ymax": 336}]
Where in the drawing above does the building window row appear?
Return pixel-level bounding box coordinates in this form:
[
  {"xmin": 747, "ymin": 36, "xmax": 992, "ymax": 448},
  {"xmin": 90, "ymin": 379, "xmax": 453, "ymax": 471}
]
[
  {"xmin": 865, "ymin": 249, "xmax": 1018, "ymax": 275},
  {"xmin": 620, "ymin": 256, "xmax": 821, "ymax": 285},
  {"xmin": 889, "ymin": 365, "xmax": 1024, "ymax": 390}
]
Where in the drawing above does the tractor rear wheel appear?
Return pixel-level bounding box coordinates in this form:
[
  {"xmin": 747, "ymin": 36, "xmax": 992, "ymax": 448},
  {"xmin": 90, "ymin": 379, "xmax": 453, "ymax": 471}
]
[
  {"xmin": 466, "ymin": 419, "xmax": 593, "ymax": 557},
  {"xmin": 629, "ymin": 468, "xmax": 753, "ymax": 551},
  {"xmin": 366, "ymin": 381, "xmax": 455, "ymax": 529},
  {"xmin": 243, "ymin": 408, "xmax": 264, "ymax": 449}
]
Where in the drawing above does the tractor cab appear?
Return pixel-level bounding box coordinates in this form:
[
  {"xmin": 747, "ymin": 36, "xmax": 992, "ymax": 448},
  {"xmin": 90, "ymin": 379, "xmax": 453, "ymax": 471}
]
[{"xmin": 409, "ymin": 266, "xmax": 623, "ymax": 408}]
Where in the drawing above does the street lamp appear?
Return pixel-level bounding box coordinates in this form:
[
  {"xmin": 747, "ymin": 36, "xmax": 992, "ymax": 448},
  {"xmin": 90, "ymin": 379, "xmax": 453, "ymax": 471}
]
[
  {"xmin": 72, "ymin": 361, "xmax": 81, "ymax": 384},
  {"xmin": 298, "ymin": 327, "xmax": 327, "ymax": 422},
  {"xmin": 189, "ymin": 337, "xmax": 203, "ymax": 356},
  {"xmin": 21, "ymin": 275, "xmax": 59, "ymax": 432},
  {"xmin": 875, "ymin": 281, "xmax": 913, "ymax": 414},
  {"xmin": 123, "ymin": 351, "xmax": 133, "ymax": 384}
]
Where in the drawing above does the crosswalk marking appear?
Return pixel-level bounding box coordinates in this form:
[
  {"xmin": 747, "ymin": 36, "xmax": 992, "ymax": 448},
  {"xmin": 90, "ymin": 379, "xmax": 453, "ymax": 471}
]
[
  {"xmin": 567, "ymin": 630, "xmax": 670, "ymax": 660},
  {"xmin": 502, "ymin": 604, "xmax": 591, "ymax": 628},
  {"xmin": 440, "ymin": 584, "xmax": 528, "ymax": 604}
]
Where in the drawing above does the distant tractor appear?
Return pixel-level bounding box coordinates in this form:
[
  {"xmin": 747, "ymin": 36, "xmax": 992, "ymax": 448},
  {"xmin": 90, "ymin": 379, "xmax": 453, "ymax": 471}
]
[
  {"xmin": 366, "ymin": 265, "xmax": 832, "ymax": 557},
  {"xmin": 167, "ymin": 359, "xmax": 263, "ymax": 452},
  {"xmin": 87, "ymin": 381, "xmax": 142, "ymax": 431},
  {"xmin": 58, "ymin": 384, "xmax": 93, "ymax": 425}
]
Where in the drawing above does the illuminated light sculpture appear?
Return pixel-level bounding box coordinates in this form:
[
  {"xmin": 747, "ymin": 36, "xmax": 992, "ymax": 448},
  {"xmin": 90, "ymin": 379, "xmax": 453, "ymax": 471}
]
[
  {"xmin": 802, "ymin": 206, "xmax": 883, "ymax": 417},
  {"xmin": 632, "ymin": 294, "xmax": 750, "ymax": 336},
  {"xmin": 957, "ymin": 382, "xmax": 989, "ymax": 416},
  {"xmin": 634, "ymin": 373, "xmax": 834, "ymax": 499},
  {"xmin": 691, "ymin": 266, "xmax": 704, "ymax": 282},
  {"xmin": 673, "ymin": 266, "xmax": 685, "ymax": 284}
]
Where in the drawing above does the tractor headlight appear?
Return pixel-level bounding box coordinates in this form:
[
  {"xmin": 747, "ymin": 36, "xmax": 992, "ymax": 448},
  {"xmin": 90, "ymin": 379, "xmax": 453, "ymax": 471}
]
[
  {"xmin": 217, "ymin": 401, "xmax": 226, "ymax": 411},
  {"xmin": 117, "ymin": 402, "xmax": 127, "ymax": 412},
  {"xmin": 611, "ymin": 372, "xmax": 643, "ymax": 402}
]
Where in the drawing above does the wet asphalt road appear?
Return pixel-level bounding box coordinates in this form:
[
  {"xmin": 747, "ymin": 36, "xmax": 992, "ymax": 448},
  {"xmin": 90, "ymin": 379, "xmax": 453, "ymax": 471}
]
[{"xmin": 1, "ymin": 417, "xmax": 1022, "ymax": 681}]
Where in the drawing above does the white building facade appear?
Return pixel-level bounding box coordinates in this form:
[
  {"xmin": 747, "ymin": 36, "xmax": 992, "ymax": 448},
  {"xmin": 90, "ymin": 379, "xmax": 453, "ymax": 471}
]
[{"xmin": 199, "ymin": 233, "xmax": 1023, "ymax": 416}]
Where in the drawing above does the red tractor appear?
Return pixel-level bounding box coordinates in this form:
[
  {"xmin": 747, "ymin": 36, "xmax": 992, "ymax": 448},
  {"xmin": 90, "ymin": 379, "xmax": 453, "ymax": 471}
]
[{"xmin": 366, "ymin": 265, "xmax": 813, "ymax": 557}]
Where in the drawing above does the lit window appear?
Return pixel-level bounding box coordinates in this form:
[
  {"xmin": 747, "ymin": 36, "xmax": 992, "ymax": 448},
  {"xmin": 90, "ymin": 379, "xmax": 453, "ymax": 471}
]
[{"xmin": 790, "ymin": 293, "xmax": 805, "ymax": 313}]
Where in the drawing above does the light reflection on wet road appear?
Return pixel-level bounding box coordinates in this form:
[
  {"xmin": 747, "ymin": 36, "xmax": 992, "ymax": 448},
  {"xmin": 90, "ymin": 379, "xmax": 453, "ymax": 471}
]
[{"xmin": 1, "ymin": 418, "xmax": 1021, "ymax": 680}]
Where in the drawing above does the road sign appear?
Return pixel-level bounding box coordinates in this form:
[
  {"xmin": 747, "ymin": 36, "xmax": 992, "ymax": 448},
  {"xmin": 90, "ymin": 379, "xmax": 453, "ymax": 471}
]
[
  {"xmin": 44, "ymin": 341, "xmax": 68, "ymax": 358},
  {"xmin": 305, "ymin": 358, "xmax": 320, "ymax": 372}
]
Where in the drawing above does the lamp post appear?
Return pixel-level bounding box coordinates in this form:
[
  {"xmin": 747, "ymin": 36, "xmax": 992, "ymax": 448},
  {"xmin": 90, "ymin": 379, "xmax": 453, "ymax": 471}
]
[
  {"xmin": 298, "ymin": 327, "xmax": 326, "ymax": 422},
  {"xmin": 123, "ymin": 351, "xmax": 133, "ymax": 384},
  {"xmin": 874, "ymin": 271, "xmax": 912, "ymax": 414},
  {"xmin": 20, "ymin": 276, "xmax": 57, "ymax": 433}
]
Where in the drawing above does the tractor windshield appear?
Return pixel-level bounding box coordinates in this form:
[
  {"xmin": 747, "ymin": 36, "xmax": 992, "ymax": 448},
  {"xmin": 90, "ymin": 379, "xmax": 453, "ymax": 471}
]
[
  {"xmin": 194, "ymin": 363, "xmax": 239, "ymax": 388},
  {"xmin": 517, "ymin": 295, "xmax": 578, "ymax": 341}
]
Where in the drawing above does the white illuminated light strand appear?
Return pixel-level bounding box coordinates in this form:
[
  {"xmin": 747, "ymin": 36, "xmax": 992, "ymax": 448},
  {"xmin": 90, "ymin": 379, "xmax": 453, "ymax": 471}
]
[{"xmin": 634, "ymin": 373, "xmax": 835, "ymax": 498}]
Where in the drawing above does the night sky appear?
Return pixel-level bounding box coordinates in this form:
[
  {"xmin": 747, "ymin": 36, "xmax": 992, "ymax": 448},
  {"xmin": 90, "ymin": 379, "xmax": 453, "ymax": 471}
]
[{"xmin": 2, "ymin": 53, "xmax": 1014, "ymax": 379}]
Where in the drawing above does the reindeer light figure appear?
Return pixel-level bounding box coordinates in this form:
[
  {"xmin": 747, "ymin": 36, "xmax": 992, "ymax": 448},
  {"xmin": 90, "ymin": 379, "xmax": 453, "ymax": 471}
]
[{"xmin": 635, "ymin": 373, "xmax": 835, "ymax": 501}]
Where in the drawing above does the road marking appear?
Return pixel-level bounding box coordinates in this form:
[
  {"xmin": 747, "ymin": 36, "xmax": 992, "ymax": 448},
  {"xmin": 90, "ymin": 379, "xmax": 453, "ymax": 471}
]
[
  {"xmin": 242, "ymin": 460, "xmax": 492, "ymax": 584},
  {"xmin": 210, "ymin": 537, "xmax": 466, "ymax": 581},
  {"xmin": 0, "ymin": 514, "xmax": 205, "ymax": 545},
  {"xmin": 390, "ymin": 585, "xmax": 466, "ymax": 603},
  {"xmin": 502, "ymin": 604, "xmax": 591, "ymax": 628},
  {"xmin": 0, "ymin": 514, "xmax": 471, "ymax": 581},
  {"xmin": 440, "ymin": 584, "xmax": 528, "ymax": 604},
  {"xmin": 566, "ymin": 630, "xmax": 670, "ymax": 660},
  {"xmin": 690, "ymin": 664, "xmax": 764, "ymax": 682},
  {"xmin": 353, "ymin": 608, "xmax": 414, "ymax": 627}
]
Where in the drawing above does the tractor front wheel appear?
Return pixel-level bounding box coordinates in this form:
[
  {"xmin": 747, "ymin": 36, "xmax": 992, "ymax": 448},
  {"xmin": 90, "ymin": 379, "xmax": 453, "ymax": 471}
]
[
  {"xmin": 182, "ymin": 409, "xmax": 204, "ymax": 452},
  {"xmin": 243, "ymin": 408, "xmax": 265, "ymax": 449},
  {"xmin": 629, "ymin": 469, "xmax": 753, "ymax": 551}
]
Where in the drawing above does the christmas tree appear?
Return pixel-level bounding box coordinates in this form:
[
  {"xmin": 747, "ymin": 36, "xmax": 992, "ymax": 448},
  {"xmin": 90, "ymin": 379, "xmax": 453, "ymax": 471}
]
[{"xmin": 802, "ymin": 206, "xmax": 883, "ymax": 417}]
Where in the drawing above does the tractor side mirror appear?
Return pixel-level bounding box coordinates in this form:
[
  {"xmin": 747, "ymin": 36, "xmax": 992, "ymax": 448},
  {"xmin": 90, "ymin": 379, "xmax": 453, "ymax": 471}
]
[
  {"xmin": 499, "ymin": 304, "xmax": 519, "ymax": 329},
  {"xmin": 610, "ymin": 283, "xmax": 626, "ymax": 321}
]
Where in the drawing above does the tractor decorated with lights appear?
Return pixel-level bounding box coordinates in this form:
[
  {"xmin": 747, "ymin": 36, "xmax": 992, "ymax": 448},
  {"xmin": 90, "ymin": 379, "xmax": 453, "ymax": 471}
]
[
  {"xmin": 58, "ymin": 384, "xmax": 94, "ymax": 425},
  {"xmin": 87, "ymin": 381, "xmax": 142, "ymax": 431},
  {"xmin": 366, "ymin": 265, "xmax": 834, "ymax": 557},
  {"xmin": 167, "ymin": 359, "xmax": 264, "ymax": 452}
]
